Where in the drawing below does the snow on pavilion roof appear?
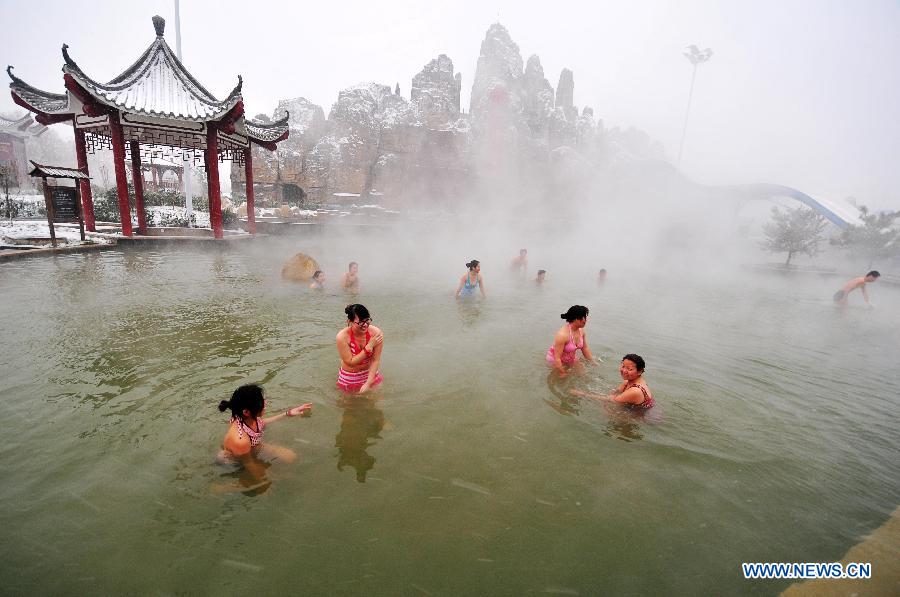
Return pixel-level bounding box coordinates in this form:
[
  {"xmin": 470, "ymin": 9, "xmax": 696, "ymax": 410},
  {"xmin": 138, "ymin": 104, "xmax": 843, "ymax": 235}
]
[
  {"xmin": 244, "ymin": 114, "xmax": 290, "ymax": 143},
  {"xmin": 0, "ymin": 111, "xmax": 34, "ymax": 132},
  {"xmin": 7, "ymin": 67, "xmax": 70, "ymax": 115},
  {"xmin": 61, "ymin": 16, "xmax": 242, "ymax": 122}
]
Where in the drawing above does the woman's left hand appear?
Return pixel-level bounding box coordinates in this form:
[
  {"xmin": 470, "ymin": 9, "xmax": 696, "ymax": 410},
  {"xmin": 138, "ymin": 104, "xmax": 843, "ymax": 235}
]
[{"xmin": 286, "ymin": 403, "xmax": 313, "ymax": 417}]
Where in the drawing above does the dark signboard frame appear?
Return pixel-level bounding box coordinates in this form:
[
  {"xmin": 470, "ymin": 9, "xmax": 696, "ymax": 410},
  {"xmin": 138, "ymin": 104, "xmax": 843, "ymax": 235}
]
[{"xmin": 51, "ymin": 186, "xmax": 80, "ymax": 222}]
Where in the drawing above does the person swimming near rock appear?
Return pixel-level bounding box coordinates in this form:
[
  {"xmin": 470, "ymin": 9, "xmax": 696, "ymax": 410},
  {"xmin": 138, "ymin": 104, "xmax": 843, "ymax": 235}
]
[
  {"xmin": 833, "ymin": 271, "xmax": 880, "ymax": 307},
  {"xmin": 455, "ymin": 260, "xmax": 486, "ymax": 298},
  {"xmin": 309, "ymin": 270, "xmax": 325, "ymax": 289},
  {"xmin": 546, "ymin": 305, "xmax": 596, "ymax": 377},
  {"xmin": 341, "ymin": 262, "xmax": 360, "ymax": 292},
  {"xmin": 336, "ymin": 303, "xmax": 384, "ymax": 394}
]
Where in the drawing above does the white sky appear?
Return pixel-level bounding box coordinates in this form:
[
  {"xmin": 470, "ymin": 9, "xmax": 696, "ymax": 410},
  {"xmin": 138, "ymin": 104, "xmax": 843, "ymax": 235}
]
[{"xmin": 2, "ymin": 0, "xmax": 898, "ymax": 209}]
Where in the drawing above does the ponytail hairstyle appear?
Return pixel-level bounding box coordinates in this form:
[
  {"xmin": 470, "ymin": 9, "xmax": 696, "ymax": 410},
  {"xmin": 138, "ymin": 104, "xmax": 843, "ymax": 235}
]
[
  {"xmin": 218, "ymin": 384, "xmax": 265, "ymax": 419},
  {"xmin": 622, "ymin": 353, "xmax": 645, "ymax": 372},
  {"xmin": 466, "ymin": 259, "xmax": 480, "ymax": 270},
  {"xmin": 345, "ymin": 303, "xmax": 371, "ymax": 322},
  {"xmin": 560, "ymin": 305, "xmax": 589, "ymax": 322}
]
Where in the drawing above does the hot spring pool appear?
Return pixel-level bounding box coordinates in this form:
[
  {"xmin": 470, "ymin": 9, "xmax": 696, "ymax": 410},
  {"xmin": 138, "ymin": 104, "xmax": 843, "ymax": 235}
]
[{"xmin": 1, "ymin": 232, "xmax": 897, "ymax": 595}]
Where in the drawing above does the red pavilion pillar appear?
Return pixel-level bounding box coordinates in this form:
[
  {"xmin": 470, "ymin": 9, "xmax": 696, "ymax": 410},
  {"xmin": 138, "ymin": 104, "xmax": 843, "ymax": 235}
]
[
  {"xmin": 130, "ymin": 141, "xmax": 147, "ymax": 234},
  {"xmin": 205, "ymin": 123, "xmax": 223, "ymax": 239},
  {"xmin": 108, "ymin": 113, "xmax": 133, "ymax": 236},
  {"xmin": 72, "ymin": 124, "xmax": 96, "ymax": 231},
  {"xmin": 244, "ymin": 147, "xmax": 256, "ymax": 234}
]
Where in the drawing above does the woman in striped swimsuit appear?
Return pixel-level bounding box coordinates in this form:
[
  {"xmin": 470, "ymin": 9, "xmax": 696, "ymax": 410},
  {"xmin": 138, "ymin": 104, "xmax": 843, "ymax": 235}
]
[{"xmin": 336, "ymin": 304, "xmax": 384, "ymax": 394}]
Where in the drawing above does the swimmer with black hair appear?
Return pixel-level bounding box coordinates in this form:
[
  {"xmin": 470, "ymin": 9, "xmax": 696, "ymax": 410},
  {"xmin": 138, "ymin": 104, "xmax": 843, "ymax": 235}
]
[
  {"xmin": 456, "ymin": 260, "xmax": 486, "ymax": 298},
  {"xmin": 217, "ymin": 384, "xmax": 311, "ymax": 484},
  {"xmin": 547, "ymin": 305, "xmax": 596, "ymax": 377},
  {"xmin": 309, "ymin": 270, "xmax": 325, "ymax": 289},
  {"xmin": 341, "ymin": 262, "xmax": 360, "ymax": 292},
  {"xmin": 571, "ymin": 354, "xmax": 655, "ymax": 409},
  {"xmin": 535, "ymin": 269, "xmax": 546, "ymax": 284},
  {"xmin": 336, "ymin": 304, "xmax": 384, "ymax": 394},
  {"xmin": 833, "ymin": 271, "xmax": 880, "ymax": 307}
]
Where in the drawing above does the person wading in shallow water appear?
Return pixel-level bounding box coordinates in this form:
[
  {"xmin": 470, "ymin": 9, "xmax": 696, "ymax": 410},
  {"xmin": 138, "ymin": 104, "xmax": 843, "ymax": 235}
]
[
  {"xmin": 456, "ymin": 260, "xmax": 486, "ymax": 298},
  {"xmin": 571, "ymin": 353, "xmax": 655, "ymax": 410},
  {"xmin": 546, "ymin": 305, "xmax": 596, "ymax": 377},
  {"xmin": 217, "ymin": 384, "xmax": 311, "ymax": 487},
  {"xmin": 341, "ymin": 262, "xmax": 360, "ymax": 292},
  {"xmin": 336, "ymin": 303, "xmax": 384, "ymax": 394},
  {"xmin": 510, "ymin": 248, "xmax": 528, "ymax": 274},
  {"xmin": 833, "ymin": 271, "xmax": 880, "ymax": 307}
]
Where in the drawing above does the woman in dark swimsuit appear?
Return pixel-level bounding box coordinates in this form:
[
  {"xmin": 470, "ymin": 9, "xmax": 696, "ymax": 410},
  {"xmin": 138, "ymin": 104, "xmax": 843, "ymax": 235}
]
[{"xmin": 571, "ymin": 353, "xmax": 654, "ymax": 409}]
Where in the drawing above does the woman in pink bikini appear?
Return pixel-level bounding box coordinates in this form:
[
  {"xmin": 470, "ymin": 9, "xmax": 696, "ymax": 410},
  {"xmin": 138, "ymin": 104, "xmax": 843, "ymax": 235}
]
[
  {"xmin": 547, "ymin": 305, "xmax": 595, "ymax": 377},
  {"xmin": 336, "ymin": 304, "xmax": 384, "ymax": 394},
  {"xmin": 571, "ymin": 354, "xmax": 655, "ymax": 410},
  {"xmin": 217, "ymin": 384, "xmax": 312, "ymax": 482}
]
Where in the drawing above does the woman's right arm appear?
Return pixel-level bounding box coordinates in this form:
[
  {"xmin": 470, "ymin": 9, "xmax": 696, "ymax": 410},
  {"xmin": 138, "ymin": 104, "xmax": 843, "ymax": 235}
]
[
  {"xmin": 455, "ymin": 275, "xmax": 465, "ymax": 297},
  {"xmin": 552, "ymin": 331, "xmax": 567, "ymax": 377}
]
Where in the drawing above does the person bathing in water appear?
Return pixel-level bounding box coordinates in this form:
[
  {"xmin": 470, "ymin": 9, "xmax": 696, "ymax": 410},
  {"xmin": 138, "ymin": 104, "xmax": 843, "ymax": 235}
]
[
  {"xmin": 217, "ymin": 384, "xmax": 312, "ymax": 483},
  {"xmin": 510, "ymin": 248, "xmax": 528, "ymax": 274},
  {"xmin": 535, "ymin": 269, "xmax": 546, "ymax": 285},
  {"xmin": 336, "ymin": 303, "xmax": 384, "ymax": 394},
  {"xmin": 571, "ymin": 353, "xmax": 654, "ymax": 410},
  {"xmin": 341, "ymin": 262, "xmax": 360, "ymax": 292},
  {"xmin": 309, "ymin": 270, "xmax": 325, "ymax": 289},
  {"xmin": 455, "ymin": 260, "xmax": 486, "ymax": 298},
  {"xmin": 547, "ymin": 305, "xmax": 596, "ymax": 377},
  {"xmin": 833, "ymin": 270, "xmax": 880, "ymax": 307}
]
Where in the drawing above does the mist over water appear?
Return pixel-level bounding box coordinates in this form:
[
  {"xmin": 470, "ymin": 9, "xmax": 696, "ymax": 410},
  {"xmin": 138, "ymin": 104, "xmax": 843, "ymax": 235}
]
[{"xmin": 1, "ymin": 223, "xmax": 897, "ymax": 594}]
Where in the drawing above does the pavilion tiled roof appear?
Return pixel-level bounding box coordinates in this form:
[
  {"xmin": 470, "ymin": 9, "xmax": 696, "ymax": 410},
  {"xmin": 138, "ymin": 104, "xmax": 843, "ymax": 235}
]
[
  {"xmin": 244, "ymin": 114, "xmax": 290, "ymax": 143},
  {"xmin": 61, "ymin": 16, "xmax": 242, "ymax": 122},
  {"xmin": 28, "ymin": 161, "xmax": 91, "ymax": 180},
  {"xmin": 0, "ymin": 111, "xmax": 34, "ymax": 131},
  {"xmin": 7, "ymin": 67, "xmax": 70, "ymax": 115}
]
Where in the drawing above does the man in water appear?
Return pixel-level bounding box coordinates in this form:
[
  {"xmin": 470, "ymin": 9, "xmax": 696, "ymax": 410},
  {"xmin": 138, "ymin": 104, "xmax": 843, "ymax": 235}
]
[
  {"xmin": 341, "ymin": 262, "xmax": 360, "ymax": 292},
  {"xmin": 510, "ymin": 249, "xmax": 528, "ymax": 274},
  {"xmin": 833, "ymin": 271, "xmax": 880, "ymax": 307},
  {"xmin": 535, "ymin": 269, "xmax": 546, "ymax": 284}
]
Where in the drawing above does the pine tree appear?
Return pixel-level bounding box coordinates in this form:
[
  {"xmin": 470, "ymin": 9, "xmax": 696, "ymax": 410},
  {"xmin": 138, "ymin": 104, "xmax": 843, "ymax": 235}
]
[{"xmin": 834, "ymin": 205, "xmax": 900, "ymax": 268}]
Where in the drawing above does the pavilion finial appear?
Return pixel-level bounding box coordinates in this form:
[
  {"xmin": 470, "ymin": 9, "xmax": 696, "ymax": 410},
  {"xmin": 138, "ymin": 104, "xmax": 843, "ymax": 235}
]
[
  {"xmin": 61, "ymin": 44, "xmax": 77, "ymax": 68},
  {"xmin": 6, "ymin": 65, "xmax": 22, "ymax": 84},
  {"xmin": 153, "ymin": 15, "xmax": 166, "ymax": 37}
]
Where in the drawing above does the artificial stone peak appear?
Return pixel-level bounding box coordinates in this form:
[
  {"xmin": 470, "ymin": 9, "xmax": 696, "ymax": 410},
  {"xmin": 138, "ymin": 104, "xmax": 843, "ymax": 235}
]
[{"xmin": 153, "ymin": 16, "xmax": 166, "ymax": 37}]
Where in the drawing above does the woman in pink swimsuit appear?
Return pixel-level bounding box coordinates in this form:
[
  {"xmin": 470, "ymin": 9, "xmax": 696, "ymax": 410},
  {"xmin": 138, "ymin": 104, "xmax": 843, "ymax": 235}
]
[
  {"xmin": 547, "ymin": 305, "xmax": 595, "ymax": 377},
  {"xmin": 217, "ymin": 384, "xmax": 312, "ymax": 484},
  {"xmin": 336, "ymin": 304, "xmax": 384, "ymax": 394},
  {"xmin": 571, "ymin": 354, "xmax": 655, "ymax": 410}
]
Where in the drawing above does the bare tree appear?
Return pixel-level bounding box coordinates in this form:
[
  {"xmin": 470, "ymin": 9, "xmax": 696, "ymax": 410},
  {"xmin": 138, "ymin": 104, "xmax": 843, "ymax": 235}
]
[{"xmin": 761, "ymin": 205, "xmax": 827, "ymax": 266}]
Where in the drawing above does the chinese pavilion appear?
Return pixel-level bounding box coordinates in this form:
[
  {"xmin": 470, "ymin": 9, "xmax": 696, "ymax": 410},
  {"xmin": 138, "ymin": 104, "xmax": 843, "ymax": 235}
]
[
  {"xmin": 8, "ymin": 15, "xmax": 288, "ymax": 237},
  {"xmin": 0, "ymin": 112, "xmax": 46, "ymax": 189}
]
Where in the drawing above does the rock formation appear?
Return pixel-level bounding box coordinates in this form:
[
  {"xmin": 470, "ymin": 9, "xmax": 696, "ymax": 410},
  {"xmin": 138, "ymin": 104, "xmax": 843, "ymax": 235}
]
[{"xmin": 231, "ymin": 22, "xmax": 664, "ymax": 211}]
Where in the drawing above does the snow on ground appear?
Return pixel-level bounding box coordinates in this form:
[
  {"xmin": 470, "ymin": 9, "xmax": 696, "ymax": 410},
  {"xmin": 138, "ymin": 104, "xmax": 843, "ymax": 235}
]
[{"xmin": 0, "ymin": 219, "xmax": 114, "ymax": 246}]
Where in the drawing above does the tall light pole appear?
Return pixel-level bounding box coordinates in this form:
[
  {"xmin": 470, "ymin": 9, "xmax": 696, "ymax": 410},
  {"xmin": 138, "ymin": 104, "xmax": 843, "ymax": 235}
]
[{"xmin": 677, "ymin": 45, "xmax": 713, "ymax": 168}]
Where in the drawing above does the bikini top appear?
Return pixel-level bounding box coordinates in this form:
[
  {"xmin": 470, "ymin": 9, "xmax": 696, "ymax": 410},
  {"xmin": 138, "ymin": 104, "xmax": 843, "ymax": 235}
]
[
  {"xmin": 563, "ymin": 325, "xmax": 584, "ymax": 353},
  {"xmin": 625, "ymin": 383, "xmax": 654, "ymax": 409},
  {"xmin": 235, "ymin": 417, "xmax": 266, "ymax": 447},
  {"xmin": 464, "ymin": 273, "xmax": 479, "ymax": 289},
  {"xmin": 348, "ymin": 329, "xmax": 372, "ymax": 366}
]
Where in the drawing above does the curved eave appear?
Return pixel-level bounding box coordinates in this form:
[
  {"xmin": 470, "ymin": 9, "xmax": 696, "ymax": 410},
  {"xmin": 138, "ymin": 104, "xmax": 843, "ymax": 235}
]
[
  {"xmin": 245, "ymin": 113, "xmax": 290, "ymax": 144},
  {"xmin": 7, "ymin": 66, "xmax": 70, "ymax": 115},
  {"xmin": 61, "ymin": 40, "xmax": 242, "ymax": 122}
]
